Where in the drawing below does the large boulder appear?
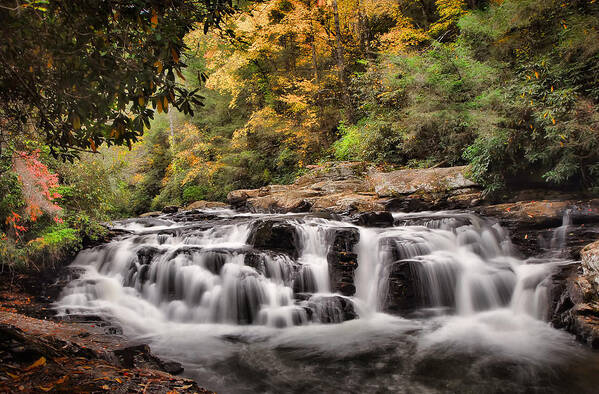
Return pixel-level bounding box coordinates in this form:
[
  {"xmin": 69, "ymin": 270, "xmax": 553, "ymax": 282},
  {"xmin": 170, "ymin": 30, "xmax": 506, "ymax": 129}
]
[
  {"xmin": 162, "ymin": 205, "xmax": 179, "ymax": 214},
  {"xmin": 385, "ymin": 260, "xmax": 421, "ymax": 314},
  {"xmin": 581, "ymin": 240, "xmax": 599, "ymax": 276},
  {"xmin": 327, "ymin": 227, "xmax": 360, "ymax": 296},
  {"xmin": 367, "ymin": 166, "xmax": 478, "ymax": 197},
  {"xmin": 226, "ymin": 163, "xmax": 486, "ymax": 214},
  {"xmin": 353, "ymin": 211, "xmax": 394, "ymax": 227},
  {"xmin": 184, "ymin": 200, "xmax": 228, "ymax": 210},
  {"xmin": 139, "ymin": 211, "xmax": 162, "ymax": 218},
  {"xmin": 248, "ymin": 220, "xmax": 300, "ymax": 258},
  {"xmin": 551, "ymin": 241, "xmax": 599, "ymax": 348}
]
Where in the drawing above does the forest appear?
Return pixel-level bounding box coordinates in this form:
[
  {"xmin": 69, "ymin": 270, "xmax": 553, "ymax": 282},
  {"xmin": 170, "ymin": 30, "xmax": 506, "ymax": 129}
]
[{"xmin": 1, "ymin": 0, "xmax": 598, "ymax": 267}]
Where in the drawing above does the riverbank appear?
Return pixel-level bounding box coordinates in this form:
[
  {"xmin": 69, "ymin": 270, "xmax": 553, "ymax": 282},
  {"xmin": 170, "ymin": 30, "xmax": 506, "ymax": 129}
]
[{"xmin": 0, "ymin": 269, "xmax": 211, "ymax": 393}]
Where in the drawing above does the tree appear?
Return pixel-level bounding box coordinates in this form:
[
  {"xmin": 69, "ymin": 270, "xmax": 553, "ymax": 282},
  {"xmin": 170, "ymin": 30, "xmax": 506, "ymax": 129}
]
[{"xmin": 0, "ymin": 0, "xmax": 243, "ymax": 160}]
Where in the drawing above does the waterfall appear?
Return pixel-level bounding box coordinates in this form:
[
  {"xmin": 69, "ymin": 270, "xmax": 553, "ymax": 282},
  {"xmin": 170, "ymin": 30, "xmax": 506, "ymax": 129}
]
[
  {"xmin": 57, "ymin": 210, "xmax": 561, "ymax": 326},
  {"xmin": 54, "ymin": 209, "xmax": 592, "ymax": 393}
]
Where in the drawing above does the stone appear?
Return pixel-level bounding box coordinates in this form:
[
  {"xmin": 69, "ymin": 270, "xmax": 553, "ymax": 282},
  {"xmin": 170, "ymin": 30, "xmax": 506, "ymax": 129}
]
[
  {"xmin": 354, "ymin": 211, "xmax": 394, "ymax": 227},
  {"xmin": 184, "ymin": 200, "xmax": 228, "ymax": 210},
  {"xmin": 248, "ymin": 220, "xmax": 300, "ymax": 258},
  {"xmin": 385, "ymin": 260, "xmax": 421, "ymax": 314},
  {"xmin": 327, "ymin": 228, "xmax": 360, "ymax": 296},
  {"xmin": 225, "ymin": 162, "xmax": 486, "ymax": 214},
  {"xmin": 367, "ymin": 166, "xmax": 477, "ymax": 197},
  {"xmin": 581, "ymin": 240, "xmax": 599, "ymax": 276},
  {"xmin": 161, "ymin": 360, "xmax": 184, "ymax": 375},
  {"xmin": 139, "ymin": 211, "xmax": 162, "ymax": 218},
  {"xmin": 305, "ymin": 295, "xmax": 357, "ymax": 323},
  {"xmin": 162, "ymin": 205, "xmax": 179, "ymax": 214}
]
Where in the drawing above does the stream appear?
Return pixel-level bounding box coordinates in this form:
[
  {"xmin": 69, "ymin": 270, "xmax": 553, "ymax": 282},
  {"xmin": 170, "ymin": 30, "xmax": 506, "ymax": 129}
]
[{"xmin": 55, "ymin": 208, "xmax": 599, "ymax": 393}]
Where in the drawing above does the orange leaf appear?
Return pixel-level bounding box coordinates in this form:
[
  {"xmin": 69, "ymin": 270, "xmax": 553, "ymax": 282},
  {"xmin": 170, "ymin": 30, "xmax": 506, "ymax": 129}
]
[
  {"xmin": 151, "ymin": 9, "xmax": 158, "ymax": 28},
  {"xmin": 25, "ymin": 357, "xmax": 46, "ymax": 371},
  {"xmin": 171, "ymin": 48, "xmax": 179, "ymax": 63},
  {"xmin": 89, "ymin": 138, "xmax": 97, "ymax": 152}
]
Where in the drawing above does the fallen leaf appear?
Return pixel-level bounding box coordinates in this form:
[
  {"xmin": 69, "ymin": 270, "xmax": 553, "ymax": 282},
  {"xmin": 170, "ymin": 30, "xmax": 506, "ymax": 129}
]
[{"xmin": 25, "ymin": 357, "xmax": 46, "ymax": 371}]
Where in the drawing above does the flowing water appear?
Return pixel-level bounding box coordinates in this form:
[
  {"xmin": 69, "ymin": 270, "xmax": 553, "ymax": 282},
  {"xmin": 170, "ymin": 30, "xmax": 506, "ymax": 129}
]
[{"xmin": 56, "ymin": 209, "xmax": 599, "ymax": 393}]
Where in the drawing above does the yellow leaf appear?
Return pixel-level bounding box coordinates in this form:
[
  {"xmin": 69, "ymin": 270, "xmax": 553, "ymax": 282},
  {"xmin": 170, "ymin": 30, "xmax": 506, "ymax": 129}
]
[
  {"xmin": 154, "ymin": 60, "xmax": 163, "ymax": 74},
  {"xmin": 138, "ymin": 96, "xmax": 145, "ymax": 106},
  {"xmin": 25, "ymin": 357, "xmax": 46, "ymax": 371},
  {"xmin": 551, "ymin": 85, "xmax": 554, "ymax": 92},
  {"xmin": 543, "ymin": 112, "xmax": 548, "ymax": 119},
  {"xmin": 115, "ymin": 378, "xmax": 122, "ymax": 383},
  {"xmin": 151, "ymin": 9, "xmax": 158, "ymax": 29},
  {"xmin": 7, "ymin": 372, "xmax": 19, "ymax": 379},
  {"xmin": 72, "ymin": 114, "xmax": 81, "ymax": 130},
  {"xmin": 38, "ymin": 385, "xmax": 55, "ymax": 392},
  {"xmin": 560, "ymin": 134, "xmax": 567, "ymax": 140}
]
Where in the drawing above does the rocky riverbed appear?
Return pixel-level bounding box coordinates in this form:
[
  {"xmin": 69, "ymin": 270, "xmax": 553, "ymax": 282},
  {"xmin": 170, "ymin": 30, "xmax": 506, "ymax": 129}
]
[{"xmin": 2, "ymin": 162, "xmax": 599, "ymax": 393}]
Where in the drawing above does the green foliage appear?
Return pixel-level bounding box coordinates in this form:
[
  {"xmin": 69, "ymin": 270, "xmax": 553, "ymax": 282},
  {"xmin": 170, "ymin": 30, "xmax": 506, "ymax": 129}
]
[{"xmin": 0, "ymin": 0, "xmax": 244, "ymax": 159}]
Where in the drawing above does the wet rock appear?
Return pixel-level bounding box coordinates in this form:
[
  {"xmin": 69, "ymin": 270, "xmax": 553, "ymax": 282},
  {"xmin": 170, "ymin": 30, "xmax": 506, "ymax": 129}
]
[
  {"xmin": 113, "ymin": 343, "xmax": 162, "ymax": 370},
  {"xmin": 248, "ymin": 220, "xmax": 300, "ymax": 258},
  {"xmin": 384, "ymin": 260, "xmax": 421, "ymax": 313},
  {"xmin": 162, "ymin": 205, "xmax": 179, "ymax": 214},
  {"xmin": 137, "ymin": 246, "xmax": 164, "ymax": 266},
  {"xmin": 327, "ymin": 227, "xmax": 360, "ymax": 296},
  {"xmin": 550, "ymin": 243, "xmax": 599, "ymax": 348},
  {"xmin": 161, "ymin": 360, "xmax": 185, "ymax": 375},
  {"xmin": 384, "ymin": 197, "xmax": 433, "ymax": 212},
  {"xmin": 477, "ymin": 199, "xmax": 599, "ymax": 228},
  {"xmin": 354, "ymin": 211, "xmax": 394, "ymax": 227},
  {"xmin": 305, "ymin": 295, "xmax": 357, "ymax": 323}
]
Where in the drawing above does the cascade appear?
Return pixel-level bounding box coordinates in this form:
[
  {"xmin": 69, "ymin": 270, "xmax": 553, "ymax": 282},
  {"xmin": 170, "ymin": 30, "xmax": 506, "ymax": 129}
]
[{"xmin": 55, "ymin": 208, "xmax": 598, "ymax": 393}]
